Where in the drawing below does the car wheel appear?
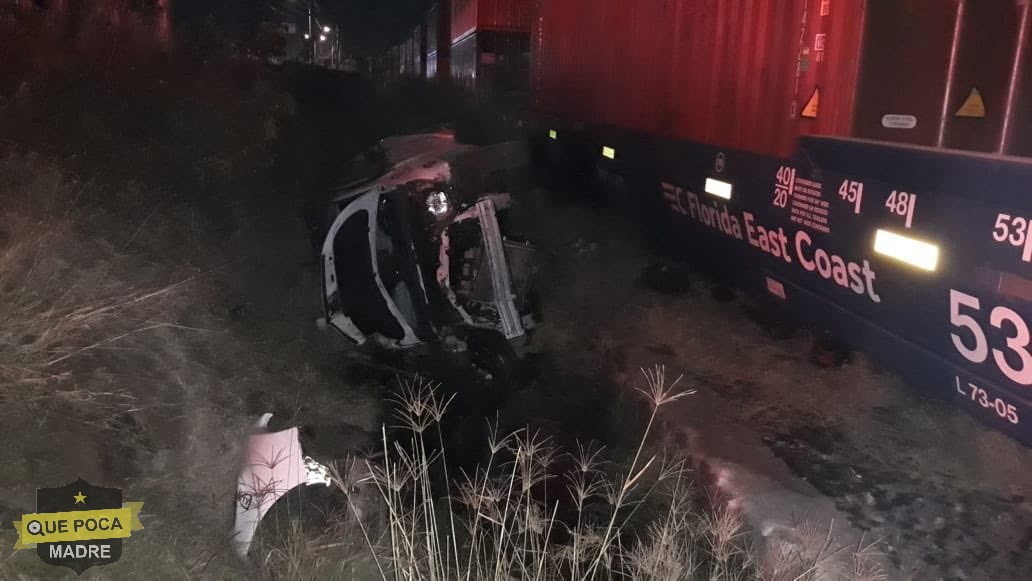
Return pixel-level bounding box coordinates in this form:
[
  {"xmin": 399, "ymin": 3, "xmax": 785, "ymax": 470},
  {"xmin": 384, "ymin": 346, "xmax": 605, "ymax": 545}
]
[{"xmin": 461, "ymin": 327, "xmax": 524, "ymax": 391}]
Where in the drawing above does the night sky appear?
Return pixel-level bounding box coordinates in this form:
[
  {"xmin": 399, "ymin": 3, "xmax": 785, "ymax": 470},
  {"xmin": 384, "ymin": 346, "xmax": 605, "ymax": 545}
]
[{"xmin": 326, "ymin": 0, "xmax": 432, "ymax": 53}]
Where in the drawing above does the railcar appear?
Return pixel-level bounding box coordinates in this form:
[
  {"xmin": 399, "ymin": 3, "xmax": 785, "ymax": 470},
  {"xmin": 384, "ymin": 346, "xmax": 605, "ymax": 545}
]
[{"xmin": 531, "ymin": 0, "xmax": 1032, "ymax": 443}]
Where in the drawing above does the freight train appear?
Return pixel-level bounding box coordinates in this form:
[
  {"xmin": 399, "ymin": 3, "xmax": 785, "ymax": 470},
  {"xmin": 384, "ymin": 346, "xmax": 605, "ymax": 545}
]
[
  {"xmin": 379, "ymin": 0, "xmax": 1032, "ymax": 446},
  {"xmin": 383, "ymin": 0, "xmax": 532, "ymax": 103},
  {"xmin": 530, "ymin": 0, "xmax": 1032, "ymax": 445}
]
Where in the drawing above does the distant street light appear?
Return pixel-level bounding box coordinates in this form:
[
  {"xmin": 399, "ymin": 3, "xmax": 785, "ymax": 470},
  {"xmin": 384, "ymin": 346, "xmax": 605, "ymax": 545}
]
[
  {"xmin": 319, "ymin": 34, "xmax": 327, "ymax": 42},
  {"xmin": 323, "ymin": 25, "xmax": 331, "ymax": 33},
  {"xmin": 304, "ymin": 33, "xmax": 310, "ymax": 40}
]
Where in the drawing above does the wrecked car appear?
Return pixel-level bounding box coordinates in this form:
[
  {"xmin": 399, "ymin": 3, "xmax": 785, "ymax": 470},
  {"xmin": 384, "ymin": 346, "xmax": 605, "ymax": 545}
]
[
  {"xmin": 311, "ymin": 129, "xmax": 537, "ymax": 384},
  {"xmin": 235, "ymin": 133, "xmax": 537, "ymax": 556}
]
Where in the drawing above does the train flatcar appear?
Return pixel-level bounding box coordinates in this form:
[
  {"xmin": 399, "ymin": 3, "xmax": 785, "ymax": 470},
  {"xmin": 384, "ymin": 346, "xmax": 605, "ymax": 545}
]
[{"xmin": 531, "ymin": 0, "xmax": 1032, "ymax": 444}]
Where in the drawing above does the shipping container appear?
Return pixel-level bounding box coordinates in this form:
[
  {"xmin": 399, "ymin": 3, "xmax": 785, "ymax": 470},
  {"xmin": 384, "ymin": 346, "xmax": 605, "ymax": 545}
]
[
  {"xmin": 452, "ymin": 30, "xmax": 531, "ymax": 100},
  {"xmin": 411, "ymin": 24, "xmax": 427, "ymax": 78},
  {"xmin": 401, "ymin": 38, "xmax": 414, "ymax": 77},
  {"xmin": 452, "ymin": 0, "xmax": 533, "ymax": 42},
  {"xmin": 534, "ymin": 0, "xmax": 1032, "ymax": 157},
  {"xmin": 426, "ymin": 2, "xmax": 451, "ymax": 81},
  {"xmin": 854, "ymin": 0, "xmax": 1032, "ymax": 156},
  {"xmin": 531, "ymin": 0, "xmax": 1032, "ymax": 447},
  {"xmin": 389, "ymin": 45, "xmax": 400, "ymax": 79},
  {"xmin": 450, "ymin": 0, "xmax": 532, "ymax": 97},
  {"xmin": 533, "ymin": 0, "xmax": 864, "ymax": 157}
]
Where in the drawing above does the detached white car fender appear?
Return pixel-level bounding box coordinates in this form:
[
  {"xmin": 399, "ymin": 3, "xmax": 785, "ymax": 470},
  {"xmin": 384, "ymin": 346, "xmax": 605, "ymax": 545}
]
[{"xmin": 233, "ymin": 414, "xmax": 332, "ymax": 558}]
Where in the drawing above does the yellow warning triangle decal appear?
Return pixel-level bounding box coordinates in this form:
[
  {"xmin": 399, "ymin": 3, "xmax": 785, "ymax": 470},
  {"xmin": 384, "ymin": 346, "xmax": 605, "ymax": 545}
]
[
  {"xmin": 955, "ymin": 87, "xmax": 986, "ymax": 118},
  {"xmin": 801, "ymin": 87, "xmax": 819, "ymax": 119}
]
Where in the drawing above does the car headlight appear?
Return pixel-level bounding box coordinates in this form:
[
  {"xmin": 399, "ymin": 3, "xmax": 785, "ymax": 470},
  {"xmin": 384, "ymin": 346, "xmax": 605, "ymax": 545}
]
[{"xmin": 426, "ymin": 190, "xmax": 451, "ymax": 218}]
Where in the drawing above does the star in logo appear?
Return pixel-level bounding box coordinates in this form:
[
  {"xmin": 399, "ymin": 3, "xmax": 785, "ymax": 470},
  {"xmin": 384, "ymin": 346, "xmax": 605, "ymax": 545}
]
[{"xmin": 73, "ymin": 492, "xmax": 86, "ymax": 504}]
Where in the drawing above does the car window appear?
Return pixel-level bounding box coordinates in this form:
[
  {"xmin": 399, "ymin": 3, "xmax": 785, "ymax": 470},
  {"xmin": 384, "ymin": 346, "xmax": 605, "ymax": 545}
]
[
  {"xmin": 376, "ymin": 197, "xmax": 421, "ymax": 327},
  {"xmin": 332, "ymin": 210, "xmax": 405, "ymax": 340}
]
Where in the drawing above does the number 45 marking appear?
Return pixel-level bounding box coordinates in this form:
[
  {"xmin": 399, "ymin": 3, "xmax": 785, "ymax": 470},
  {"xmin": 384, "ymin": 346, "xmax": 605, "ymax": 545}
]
[{"xmin": 838, "ymin": 180, "xmax": 863, "ymax": 214}]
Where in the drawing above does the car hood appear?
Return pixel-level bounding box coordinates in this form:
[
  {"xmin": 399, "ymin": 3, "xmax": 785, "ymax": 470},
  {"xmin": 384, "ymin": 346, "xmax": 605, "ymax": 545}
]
[{"xmin": 330, "ymin": 131, "xmax": 528, "ymax": 205}]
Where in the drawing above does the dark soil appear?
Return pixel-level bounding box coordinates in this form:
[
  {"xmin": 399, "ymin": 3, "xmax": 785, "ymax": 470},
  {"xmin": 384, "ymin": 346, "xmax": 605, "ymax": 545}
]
[{"xmin": 763, "ymin": 420, "xmax": 1030, "ymax": 579}]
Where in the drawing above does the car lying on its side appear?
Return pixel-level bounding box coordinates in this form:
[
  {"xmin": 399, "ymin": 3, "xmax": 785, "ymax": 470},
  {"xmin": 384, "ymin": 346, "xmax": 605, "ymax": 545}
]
[
  {"xmin": 308, "ymin": 128, "xmax": 537, "ymax": 381},
  {"xmin": 231, "ymin": 130, "xmax": 538, "ymax": 558}
]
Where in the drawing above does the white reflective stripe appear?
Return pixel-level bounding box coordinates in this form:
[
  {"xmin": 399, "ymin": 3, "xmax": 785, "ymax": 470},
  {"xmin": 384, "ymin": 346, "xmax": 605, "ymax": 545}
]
[
  {"xmin": 704, "ymin": 178, "xmax": 733, "ymax": 200},
  {"xmin": 873, "ymin": 229, "xmax": 940, "ymax": 272}
]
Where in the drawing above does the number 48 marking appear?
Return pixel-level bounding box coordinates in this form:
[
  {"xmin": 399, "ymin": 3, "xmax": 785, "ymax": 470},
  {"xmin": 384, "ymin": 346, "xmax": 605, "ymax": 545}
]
[{"xmin": 885, "ymin": 190, "xmax": 917, "ymax": 228}]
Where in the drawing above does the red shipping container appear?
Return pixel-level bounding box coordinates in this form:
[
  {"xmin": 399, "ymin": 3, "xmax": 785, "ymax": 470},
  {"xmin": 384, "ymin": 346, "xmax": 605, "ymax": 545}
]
[
  {"xmin": 852, "ymin": 0, "xmax": 959, "ymax": 147},
  {"xmin": 853, "ymin": 0, "xmax": 1032, "ymax": 155},
  {"xmin": 453, "ymin": 0, "xmax": 533, "ymax": 42},
  {"xmin": 661, "ymin": 0, "xmax": 864, "ymax": 157},
  {"xmin": 532, "ymin": 0, "xmax": 864, "ymax": 154},
  {"xmin": 533, "ymin": 0, "xmax": 1032, "ymax": 157},
  {"xmin": 477, "ymin": 0, "xmax": 533, "ymax": 33},
  {"xmin": 451, "ymin": 30, "xmax": 530, "ymax": 97}
]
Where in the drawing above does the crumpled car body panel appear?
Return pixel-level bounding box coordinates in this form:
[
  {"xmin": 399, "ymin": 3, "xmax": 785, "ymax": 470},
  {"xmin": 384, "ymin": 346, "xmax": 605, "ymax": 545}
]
[
  {"xmin": 319, "ymin": 130, "xmax": 534, "ymax": 348},
  {"xmin": 233, "ymin": 414, "xmax": 332, "ymax": 558}
]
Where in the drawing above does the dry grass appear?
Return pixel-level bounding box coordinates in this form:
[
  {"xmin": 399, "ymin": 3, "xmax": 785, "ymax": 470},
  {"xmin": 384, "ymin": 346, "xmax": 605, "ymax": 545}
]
[
  {"xmin": 0, "ymin": 57, "xmax": 383, "ymax": 577},
  {"xmin": 0, "ymin": 155, "xmax": 188, "ymax": 400},
  {"xmin": 322, "ymin": 366, "xmax": 879, "ymax": 581}
]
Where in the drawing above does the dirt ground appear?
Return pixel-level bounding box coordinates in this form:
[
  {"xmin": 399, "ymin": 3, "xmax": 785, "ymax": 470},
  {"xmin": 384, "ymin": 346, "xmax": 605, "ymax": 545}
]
[{"xmin": 517, "ymin": 188, "xmax": 1032, "ymax": 580}]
